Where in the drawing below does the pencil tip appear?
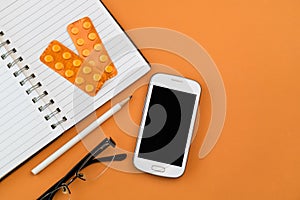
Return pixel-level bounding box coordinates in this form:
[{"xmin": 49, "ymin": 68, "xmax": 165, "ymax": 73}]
[{"xmin": 129, "ymin": 95, "xmax": 133, "ymax": 100}]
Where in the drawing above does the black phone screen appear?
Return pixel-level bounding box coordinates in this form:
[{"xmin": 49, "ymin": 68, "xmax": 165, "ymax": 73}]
[{"xmin": 138, "ymin": 85, "xmax": 197, "ymax": 167}]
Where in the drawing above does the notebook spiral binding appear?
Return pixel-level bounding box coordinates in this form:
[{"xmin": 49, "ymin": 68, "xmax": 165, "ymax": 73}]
[{"xmin": 0, "ymin": 31, "xmax": 67, "ymax": 129}]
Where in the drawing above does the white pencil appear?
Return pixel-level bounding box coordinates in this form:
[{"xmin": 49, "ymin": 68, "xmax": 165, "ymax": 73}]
[{"xmin": 31, "ymin": 96, "xmax": 132, "ymax": 175}]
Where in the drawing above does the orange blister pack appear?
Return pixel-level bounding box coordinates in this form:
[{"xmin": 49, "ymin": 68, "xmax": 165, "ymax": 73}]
[
  {"xmin": 67, "ymin": 17, "xmax": 117, "ymax": 81},
  {"xmin": 67, "ymin": 17, "xmax": 102, "ymax": 59},
  {"xmin": 40, "ymin": 17, "xmax": 117, "ymax": 96},
  {"xmin": 40, "ymin": 40, "xmax": 83, "ymax": 84},
  {"xmin": 75, "ymin": 50, "xmax": 117, "ymax": 95}
]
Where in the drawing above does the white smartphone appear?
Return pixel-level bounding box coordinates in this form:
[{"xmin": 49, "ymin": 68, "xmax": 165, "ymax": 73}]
[{"xmin": 133, "ymin": 73, "xmax": 201, "ymax": 178}]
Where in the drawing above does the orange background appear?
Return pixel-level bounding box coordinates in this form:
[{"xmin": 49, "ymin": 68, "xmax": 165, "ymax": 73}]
[{"xmin": 1, "ymin": 0, "xmax": 300, "ymax": 199}]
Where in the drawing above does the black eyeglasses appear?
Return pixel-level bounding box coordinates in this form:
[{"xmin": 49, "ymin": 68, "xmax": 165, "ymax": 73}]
[{"xmin": 38, "ymin": 137, "xmax": 126, "ymax": 200}]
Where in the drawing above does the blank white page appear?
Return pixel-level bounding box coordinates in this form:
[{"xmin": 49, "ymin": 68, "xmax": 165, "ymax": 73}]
[{"xmin": 0, "ymin": 0, "xmax": 150, "ymax": 131}]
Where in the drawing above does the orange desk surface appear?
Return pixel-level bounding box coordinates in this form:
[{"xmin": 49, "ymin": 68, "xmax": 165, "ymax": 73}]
[{"xmin": 1, "ymin": 0, "xmax": 300, "ymax": 199}]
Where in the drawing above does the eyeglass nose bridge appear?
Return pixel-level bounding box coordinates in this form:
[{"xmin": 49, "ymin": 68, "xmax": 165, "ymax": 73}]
[
  {"xmin": 37, "ymin": 138, "xmax": 124, "ymax": 200},
  {"xmin": 62, "ymin": 172, "xmax": 86, "ymax": 194}
]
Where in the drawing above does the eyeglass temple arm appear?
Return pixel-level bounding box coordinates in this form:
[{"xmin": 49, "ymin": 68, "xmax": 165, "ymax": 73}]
[
  {"xmin": 81, "ymin": 153, "xmax": 127, "ymax": 170},
  {"xmin": 98, "ymin": 153, "xmax": 127, "ymax": 162},
  {"xmin": 37, "ymin": 138, "xmax": 114, "ymax": 200}
]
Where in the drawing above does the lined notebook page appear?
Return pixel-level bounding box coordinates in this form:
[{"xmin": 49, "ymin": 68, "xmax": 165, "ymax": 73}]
[
  {"xmin": 0, "ymin": 37, "xmax": 61, "ymax": 179},
  {"xmin": 0, "ymin": 0, "xmax": 150, "ymax": 131},
  {"xmin": 0, "ymin": 0, "xmax": 149, "ymax": 178}
]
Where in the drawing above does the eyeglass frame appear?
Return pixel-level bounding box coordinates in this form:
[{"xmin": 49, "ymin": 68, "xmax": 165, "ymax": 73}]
[{"xmin": 37, "ymin": 137, "xmax": 126, "ymax": 200}]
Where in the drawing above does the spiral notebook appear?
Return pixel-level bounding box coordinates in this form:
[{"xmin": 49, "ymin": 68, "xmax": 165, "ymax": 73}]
[{"xmin": 0, "ymin": 0, "xmax": 150, "ymax": 180}]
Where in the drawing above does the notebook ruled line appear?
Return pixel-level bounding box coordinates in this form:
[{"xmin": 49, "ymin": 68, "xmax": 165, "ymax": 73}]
[
  {"xmin": 0, "ymin": 93, "xmax": 29, "ymax": 120},
  {"xmin": 4, "ymin": 0, "xmax": 50, "ymax": 30},
  {"xmin": 0, "ymin": 121, "xmax": 45, "ymax": 155},
  {"xmin": 0, "ymin": 0, "xmax": 150, "ymax": 179},
  {"xmin": 17, "ymin": 1, "xmax": 88, "ymax": 48},
  {"xmin": 0, "ymin": 114, "xmax": 44, "ymax": 148},
  {"xmin": 0, "ymin": 129, "xmax": 52, "ymax": 171},
  {"xmin": 1, "ymin": 0, "xmax": 29, "ymax": 24},
  {"xmin": 0, "ymin": 77, "xmax": 18, "ymax": 95},
  {"xmin": 0, "ymin": 0, "xmax": 18, "ymax": 14},
  {"xmin": 8, "ymin": 0, "xmax": 65, "ymax": 34}
]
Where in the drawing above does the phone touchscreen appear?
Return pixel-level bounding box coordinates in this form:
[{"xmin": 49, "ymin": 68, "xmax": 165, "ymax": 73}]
[{"xmin": 138, "ymin": 85, "xmax": 196, "ymax": 167}]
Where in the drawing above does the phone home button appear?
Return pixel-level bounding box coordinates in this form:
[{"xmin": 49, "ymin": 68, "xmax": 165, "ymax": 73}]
[{"xmin": 151, "ymin": 165, "xmax": 165, "ymax": 172}]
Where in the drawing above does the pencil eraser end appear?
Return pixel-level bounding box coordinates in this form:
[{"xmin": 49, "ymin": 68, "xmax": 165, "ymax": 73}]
[{"xmin": 31, "ymin": 167, "xmax": 39, "ymax": 175}]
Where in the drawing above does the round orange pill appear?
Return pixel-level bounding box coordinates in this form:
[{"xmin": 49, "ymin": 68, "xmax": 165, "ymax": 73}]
[
  {"xmin": 88, "ymin": 33, "xmax": 97, "ymax": 41},
  {"xmin": 52, "ymin": 44, "xmax": 61, "ymax": 52},
  {"xmin": 94, "ymin": 43, "xmax": 102, "ymax": 51},
  {"xmin": 44, "ymin": 55, "xmax": 53, "ymax": 63},
  {"xmin": 65, "ymin": 69, "xmax": 74, "ymax": 78},
  {"xmin": 105, "ymin": 65, "xmax": 114, "ymax": 73},
  {"xmin": 85, "ymin": 84, "xmax": 94, "ymax": 92},
  {"xmin": 82, "ymin": 49, "xmax": 90, "ymax": 57},
  {"xmin": 83, "ymin": 66, "xmax": 92, "ymax": 74},
  {"xmin": 75, "ymin": 77, "xmax": 84, "ymax": 85},
  {"xmin": 63, "ymin": 52, "xmax": 71, "ymax": 60},
  {"xmin": 54, "ymin": 62, "xmax": 64, "ymax": 70},
  {"xmin": 99, "ymin": 55, "xmax": 108, "ymax": 63},
  {"xmin": 88, "ymin": 60, "xmax": 96, "ymax": 67},
  {"xmin": 71, "ymin": 27, "xmax": 79, "ymax": 35},
  {"xmin": 93, "ymin": 73, "xmax": 101, "ymax": 81},
  {"xmin": 83, "ymin": 21, "xmax": 91, "ymax": 29},
  {"xmin": 73, "ymin": 59, "xmax": 82, "ymax": 67},
  {"xmin": 77, "ymin": 38, "xmax": 84, "ymax": 46}
]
